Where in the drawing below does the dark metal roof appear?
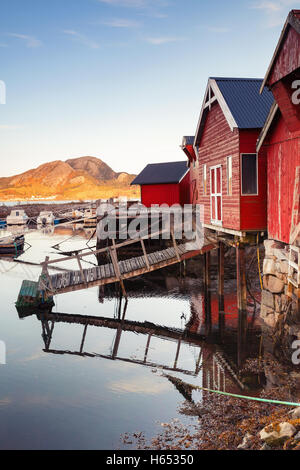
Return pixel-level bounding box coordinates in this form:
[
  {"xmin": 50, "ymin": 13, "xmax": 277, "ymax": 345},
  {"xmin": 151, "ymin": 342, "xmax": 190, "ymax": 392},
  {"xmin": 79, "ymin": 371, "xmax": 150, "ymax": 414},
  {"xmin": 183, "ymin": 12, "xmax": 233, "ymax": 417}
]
[
  {"xmin": 183, "ymin": 136, "xmax": 195, "ymax": 146},
  {"xmin": 212, "ymin": 77, "xmax": 274, "ymax": 128},
  {"xmin": 131, "ymin": 161, "xmax": 189, "ymax": 186}
]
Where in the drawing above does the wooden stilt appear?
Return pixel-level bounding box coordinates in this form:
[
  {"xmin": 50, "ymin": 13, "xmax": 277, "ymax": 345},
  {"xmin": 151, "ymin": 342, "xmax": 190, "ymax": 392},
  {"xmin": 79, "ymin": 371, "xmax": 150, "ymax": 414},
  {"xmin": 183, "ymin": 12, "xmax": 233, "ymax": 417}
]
[
  {"xmin": 218, "ymin": 242, "xmax": 225, "ymax": 341},
  {"xmin": 236, "ymin": 243, "xmax": 247, "ymax": 368},
  {"xmin": 174, "ymin": 339, "xmax": 182, "ymax": 369},
  {"xmin": 111, "ymin": 239, "xmax": 127, "ymax": 299},
  {"xmin": 203, "ymin": 251, "xmax": 212, "ymax": 332},
  {"xmin": 144, "ymin": 334, "xmax": 152, "ymax": 363},
  {"xmin": 80, "ymin": 324, "xmax": 88, "ymax": 354}
]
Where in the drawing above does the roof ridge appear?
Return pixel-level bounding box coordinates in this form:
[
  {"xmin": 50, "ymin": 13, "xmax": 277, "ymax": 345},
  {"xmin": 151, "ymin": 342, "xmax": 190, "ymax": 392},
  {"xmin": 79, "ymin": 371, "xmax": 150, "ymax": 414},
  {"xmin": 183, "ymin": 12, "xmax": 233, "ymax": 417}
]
[{"xmin": 211, "ymin": 77, "xmax": 263, "ymax": 81}]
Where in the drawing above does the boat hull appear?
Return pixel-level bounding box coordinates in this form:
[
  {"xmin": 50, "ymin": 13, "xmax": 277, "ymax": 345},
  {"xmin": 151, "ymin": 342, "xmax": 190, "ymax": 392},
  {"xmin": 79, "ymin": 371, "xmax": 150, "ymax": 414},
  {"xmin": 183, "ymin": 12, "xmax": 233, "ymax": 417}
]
[{"xmin": 0, "ymin": 237, "xmax": 24, "ymax": 254}]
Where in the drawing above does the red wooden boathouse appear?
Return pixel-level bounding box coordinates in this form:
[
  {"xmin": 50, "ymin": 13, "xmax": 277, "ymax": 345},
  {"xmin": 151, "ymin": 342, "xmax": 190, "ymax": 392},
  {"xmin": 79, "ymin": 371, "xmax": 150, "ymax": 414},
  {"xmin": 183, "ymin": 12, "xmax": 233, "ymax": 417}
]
[
  {"xmin": 131, "ymin": 161, "xmax": 190, "ymax": 207},
  {"xmin": 191, "ymin": 77, "xmax": 274, "ymax": 235},
  {"xmin": 257, "ymin": 10, "xmax": 300, "ymax": 246}
]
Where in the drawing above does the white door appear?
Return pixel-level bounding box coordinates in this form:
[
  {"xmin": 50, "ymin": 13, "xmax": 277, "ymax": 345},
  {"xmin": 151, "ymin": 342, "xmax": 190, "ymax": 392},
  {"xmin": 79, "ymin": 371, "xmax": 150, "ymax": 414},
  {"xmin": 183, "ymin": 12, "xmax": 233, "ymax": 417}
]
[{"xmin": 210, "ymin": 165, "xmax": 222, "ymax": 225}]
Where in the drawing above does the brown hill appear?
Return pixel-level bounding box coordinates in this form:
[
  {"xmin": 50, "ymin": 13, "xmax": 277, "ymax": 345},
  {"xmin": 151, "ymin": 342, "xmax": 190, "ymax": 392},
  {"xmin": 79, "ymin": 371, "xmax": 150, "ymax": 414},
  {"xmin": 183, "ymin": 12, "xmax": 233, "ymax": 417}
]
[
  {"xmin": 0, "ymin": 157, "xmax": 139, "ymax": 201},
  {"xmin": 66, "ymin": 156, "xmax": 117, "ymax": 181}
]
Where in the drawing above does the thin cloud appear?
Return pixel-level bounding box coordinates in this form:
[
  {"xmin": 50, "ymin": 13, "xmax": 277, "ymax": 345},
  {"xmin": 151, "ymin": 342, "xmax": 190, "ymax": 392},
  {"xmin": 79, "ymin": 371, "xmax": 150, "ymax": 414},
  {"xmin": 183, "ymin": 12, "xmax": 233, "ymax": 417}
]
[
  {"xmin": 207, "ymin": 26, "xmax": 231, "ymax": 33},
  {"xmin": 145, "ymin": 36, "xmax": 187, "ymax": 45},
  {"xmin": 98, "ymin": 0, "xmax": 151, "ymax": 7},
  {"xmin": 250, "ymin": 0, "xmax": 298, "ymax": 27},
  {"xmin": 63, "ymin": 30, "xmax": 100, "ymax": 49},
  {"xmin": 0, "ymin": 125, "xmax": 22, "ymax": 130},
  {"xmin": 98, "ymin": 0, "xmax": 169, "ymax": 16},
  {"xmin": 7, "ymin": 33, "xmax": 42, "ymax": 48},
  {"xmin": 101, "ymin": 18, "xmax": 141, "ymax": 27}
]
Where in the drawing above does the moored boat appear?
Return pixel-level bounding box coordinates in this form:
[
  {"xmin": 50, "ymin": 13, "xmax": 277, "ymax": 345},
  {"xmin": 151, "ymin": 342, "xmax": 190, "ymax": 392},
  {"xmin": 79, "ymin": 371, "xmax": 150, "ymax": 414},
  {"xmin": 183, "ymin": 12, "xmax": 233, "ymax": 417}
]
[
  {"xmin": 37, "ymin": 211, "xmax": 55, "ymax": 225},
  {"xmin": 0, "ymin": 234, "xmax": 25, "ymax": 255},
  {"xmin": 83, "ymin": 208, "xmax": 97, "ymax": 227},
  {"xmin": 6, "ymin": 210, "xmax": 28, "ymax": 226}
]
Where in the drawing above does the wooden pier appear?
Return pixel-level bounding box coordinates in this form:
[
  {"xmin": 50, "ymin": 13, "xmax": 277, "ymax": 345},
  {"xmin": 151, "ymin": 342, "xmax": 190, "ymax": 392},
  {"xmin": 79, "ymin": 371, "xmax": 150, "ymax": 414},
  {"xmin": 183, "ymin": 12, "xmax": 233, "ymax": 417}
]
[{"xmin": 38, "ymin": 236, "xmax": 215, "ymax": 298}]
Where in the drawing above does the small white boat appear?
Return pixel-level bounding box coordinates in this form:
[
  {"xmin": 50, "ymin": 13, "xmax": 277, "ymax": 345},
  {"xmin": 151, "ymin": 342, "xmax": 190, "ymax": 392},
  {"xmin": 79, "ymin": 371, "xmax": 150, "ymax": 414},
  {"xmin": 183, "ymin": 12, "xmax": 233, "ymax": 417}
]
[
  {"xmin": 72, "ymin": 209, "xmax": 84, "ymax": 219},
  {"xmin": 6, "ymin": 210, "xmax": 28, "ymax": 226},
  {"xmin": 37, "ymin": 211, "xmax": 55, "ymax": 225},
  {"xmin": 84, "ymin": 208, "xmax": 97, "ymax": 226}
]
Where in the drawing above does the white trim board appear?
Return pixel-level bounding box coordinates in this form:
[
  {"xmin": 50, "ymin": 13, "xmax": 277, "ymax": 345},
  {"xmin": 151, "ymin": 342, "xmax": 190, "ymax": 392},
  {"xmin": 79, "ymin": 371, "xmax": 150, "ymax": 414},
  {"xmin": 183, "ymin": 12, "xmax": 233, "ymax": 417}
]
[{"xmin": 194, "ymin": 78, "xmax": 238, "ymax": 154}]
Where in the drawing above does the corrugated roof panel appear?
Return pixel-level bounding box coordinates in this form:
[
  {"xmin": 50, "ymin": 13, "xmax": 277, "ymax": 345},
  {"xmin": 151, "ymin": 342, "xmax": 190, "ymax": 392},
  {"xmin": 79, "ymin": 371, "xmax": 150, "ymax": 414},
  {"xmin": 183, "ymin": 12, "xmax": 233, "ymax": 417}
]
[
  {"xmin": 183, "ymin": 136, "xmax": 195, "ymax": 146},
  {"xmin": 212, "ymin": 78, "xmax": 274, "ymax": 129},
  {"xmin": 131, "ymin": 161, "xmax": 189, "ymax": 186}
]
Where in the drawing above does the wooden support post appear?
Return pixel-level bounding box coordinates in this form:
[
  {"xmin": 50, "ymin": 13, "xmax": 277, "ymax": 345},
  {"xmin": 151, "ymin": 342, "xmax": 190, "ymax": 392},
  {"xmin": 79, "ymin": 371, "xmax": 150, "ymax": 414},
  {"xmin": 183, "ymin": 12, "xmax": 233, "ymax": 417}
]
[
  {"xmin": 203, "ymin": 251, "xmax": 212, "ymax": 332},
  {"xmin": 111, "ymin": 240, "xmax": 127, "ymax": 299},
  {"xmin": 171, "ymin": 229, "xmax": 181, "ymax": 262},
  {"xmin": 236, "ymin": 243, "xmax": 247, "ymax": 368},
  {"xmin": 144, "ymin": 334, "xmax": 152, "ymax": 363},
  {"xmin": 112, "ymin": 325, "xmax": 123, "ymax": 360},
  {"xmin": 80, "ymin": 324, "xmax": 88, "ymax": 354},
  {"xmin": 42, "ymin": 256, "xmax": 54, "ymax": 295},
  {"xmin": 218, "ymin": 242, "xmax": 225, "ymax": 341},
  {"xmin": 195, "ymin": 350, "xmax": 202, "ymax": 375},
  {"xmin": 174, "ymin": 338, "xmax": 182, "ymax": 369},
  {"xmin": 76, "ymin": 254, "xmax": 87, "ymax": 286},
  {"xmin": 140, "ymin": 239, "xmax": 150, "ymax": 270}
]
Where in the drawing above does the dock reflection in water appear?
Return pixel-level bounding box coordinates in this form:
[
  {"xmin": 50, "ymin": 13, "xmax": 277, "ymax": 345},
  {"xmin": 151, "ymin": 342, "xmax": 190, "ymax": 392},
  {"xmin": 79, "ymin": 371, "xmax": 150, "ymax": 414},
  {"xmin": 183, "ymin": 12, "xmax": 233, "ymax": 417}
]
[{"xmin": 16, "ymin": 272, "xmax": 263, "ymax": 404}]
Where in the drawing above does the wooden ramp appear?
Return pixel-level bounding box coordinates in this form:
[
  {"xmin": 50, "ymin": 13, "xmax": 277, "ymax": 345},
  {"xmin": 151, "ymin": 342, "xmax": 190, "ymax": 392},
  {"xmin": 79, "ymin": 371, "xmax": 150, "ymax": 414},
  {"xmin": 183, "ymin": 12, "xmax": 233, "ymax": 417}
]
[{"xmin": 39, "ymin": 240, "xmax": 214, "ymax": 297}]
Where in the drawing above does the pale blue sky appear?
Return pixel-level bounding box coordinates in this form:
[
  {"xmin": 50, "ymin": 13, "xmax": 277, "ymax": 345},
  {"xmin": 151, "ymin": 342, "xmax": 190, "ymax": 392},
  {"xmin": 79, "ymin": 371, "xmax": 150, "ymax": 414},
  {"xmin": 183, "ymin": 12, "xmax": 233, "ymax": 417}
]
[{"xmin": 0, "ymin": 0, "xmax": 298, "ymax": 176}]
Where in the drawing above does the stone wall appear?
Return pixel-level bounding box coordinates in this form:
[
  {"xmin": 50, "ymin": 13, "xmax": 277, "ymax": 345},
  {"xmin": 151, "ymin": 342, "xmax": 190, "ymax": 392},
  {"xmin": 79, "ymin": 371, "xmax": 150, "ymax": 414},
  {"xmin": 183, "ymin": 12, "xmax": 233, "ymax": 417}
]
[{"xmin": 260, "ymin": 239, "xmax": 299, "ymax": 332}]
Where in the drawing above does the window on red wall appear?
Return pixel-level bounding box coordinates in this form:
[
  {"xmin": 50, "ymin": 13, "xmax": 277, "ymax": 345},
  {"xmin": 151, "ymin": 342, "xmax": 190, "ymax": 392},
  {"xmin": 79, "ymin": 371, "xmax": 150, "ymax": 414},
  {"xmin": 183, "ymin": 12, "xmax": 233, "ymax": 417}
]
[
  {"xmin": 241, "ymin": 154, "xmax": 258, "ymax": 195},
  {"xmin": 227, "ymin": 156, "xmax": 232, "ymax": 196},
  {"xmin": 203, "ymin": 164, "xmax": 207, "ymax": 195}
]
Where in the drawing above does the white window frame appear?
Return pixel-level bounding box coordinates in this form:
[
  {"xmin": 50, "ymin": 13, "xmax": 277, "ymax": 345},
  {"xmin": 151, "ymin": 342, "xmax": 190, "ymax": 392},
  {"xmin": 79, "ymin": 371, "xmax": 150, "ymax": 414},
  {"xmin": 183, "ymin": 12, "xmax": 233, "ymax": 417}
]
[
  {"xmin": 203, "ymin": 164, "xmax": 207, "ymax": 195},
  {"xmin": 240, "ymin": 153, "xmax": 258, "ymax": 196},
  {"xmin": 210, "ymin": 164, "xmax": 222, "ymax": 226},
  {"xmin": 226, "ymin": 156, "xmax": 232, "ymax": 196}
]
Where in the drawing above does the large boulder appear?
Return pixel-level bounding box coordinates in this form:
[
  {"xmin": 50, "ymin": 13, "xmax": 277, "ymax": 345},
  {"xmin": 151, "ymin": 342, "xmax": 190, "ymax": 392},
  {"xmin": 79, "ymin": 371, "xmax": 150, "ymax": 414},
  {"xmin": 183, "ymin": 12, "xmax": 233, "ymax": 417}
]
[
  {"xmin": 289, "ymin": 407, "xmax": 300, "ymax": 419},
  {"xmin": 263, "ymin": 258, "xmax": 277, "ymax": 275},
  {"xmin": 261, "ymin": 290, "xmax": 275, "ymax": 309},
  {"xmin": 264, "ymin": 275, "xmax": 285, "ymax": 294},
  {"xmin": 259, "ymin": 422, "xmax": 296, "ymax": 446}
]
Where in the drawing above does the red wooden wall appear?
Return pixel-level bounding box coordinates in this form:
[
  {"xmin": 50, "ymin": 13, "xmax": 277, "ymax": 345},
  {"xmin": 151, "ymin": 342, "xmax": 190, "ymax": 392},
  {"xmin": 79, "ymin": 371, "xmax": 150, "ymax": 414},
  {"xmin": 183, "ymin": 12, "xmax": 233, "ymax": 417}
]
[
  {"xmin": 269, "ymin": 26, "xmax": 300, "ymax": 86},
  {"xmin": 262, "ymin": 112, "xmax": 300, "ymax": 244},
  {"xmin": 140, "ymin": 172, "xmax": 190, "ymax": 207},
  {"xmin": 194, "ymin": 101, "xmax": 267, "ymax": 232},
  {"xmin": 196, "ymin": 101, "xmax": 241, "ymax": 231},
  {"xmin": 263, "ymin": 15, "xmax": 300, "ymax": 244}
]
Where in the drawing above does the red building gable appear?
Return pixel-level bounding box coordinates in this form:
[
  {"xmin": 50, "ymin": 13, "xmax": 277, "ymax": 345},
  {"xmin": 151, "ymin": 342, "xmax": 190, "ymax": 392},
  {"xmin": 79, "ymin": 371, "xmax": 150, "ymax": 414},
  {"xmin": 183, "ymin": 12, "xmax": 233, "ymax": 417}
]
[
  {"xmin": 257, "ymin": 10, "xmax": 300, "ymax": 245},
  {"xmin": 189, "ymin": 77, "xmax": 273, "ymax": 234}
]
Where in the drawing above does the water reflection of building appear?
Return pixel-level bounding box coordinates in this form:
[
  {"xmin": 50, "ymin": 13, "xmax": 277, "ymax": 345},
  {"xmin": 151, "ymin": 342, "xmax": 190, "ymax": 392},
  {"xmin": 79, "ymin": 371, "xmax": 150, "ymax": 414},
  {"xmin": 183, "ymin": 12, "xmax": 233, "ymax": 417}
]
[{"xmin": 16, "ymin": 281, "xmax": 262, "ymax": 403}]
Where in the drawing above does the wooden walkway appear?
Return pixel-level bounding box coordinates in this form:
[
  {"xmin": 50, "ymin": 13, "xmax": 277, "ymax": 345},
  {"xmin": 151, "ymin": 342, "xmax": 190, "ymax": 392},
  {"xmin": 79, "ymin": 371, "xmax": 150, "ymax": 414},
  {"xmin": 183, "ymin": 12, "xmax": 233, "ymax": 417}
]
[{"xmin": 39, "ymin": 241, "xmax": 214, "ymax": 297}]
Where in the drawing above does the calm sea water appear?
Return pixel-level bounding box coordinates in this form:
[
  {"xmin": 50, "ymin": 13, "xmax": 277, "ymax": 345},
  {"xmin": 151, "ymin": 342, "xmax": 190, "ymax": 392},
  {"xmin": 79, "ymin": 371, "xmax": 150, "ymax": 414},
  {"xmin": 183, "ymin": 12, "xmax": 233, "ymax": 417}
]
[{"xmin": 0, "ymin": 225, "xmax": 265, "ymax": 450}]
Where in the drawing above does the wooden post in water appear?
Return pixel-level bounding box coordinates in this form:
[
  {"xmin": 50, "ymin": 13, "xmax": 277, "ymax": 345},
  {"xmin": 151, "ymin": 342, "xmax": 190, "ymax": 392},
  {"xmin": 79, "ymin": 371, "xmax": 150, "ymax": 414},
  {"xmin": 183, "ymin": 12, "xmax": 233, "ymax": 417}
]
[
  {"xmin": 236, "ymin": 242, "xmax": 247, "ymax": 368},
  {"xmin": 203, "ymin": 251, "xmax": 212, "ymax": 332},
  {"xmin": 111, "ymin": 239, "xmax": 127, "ymax": 299},
  {"xmin": 218, "ymin": 242, "xmax": 225, "ymax": 341}
]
